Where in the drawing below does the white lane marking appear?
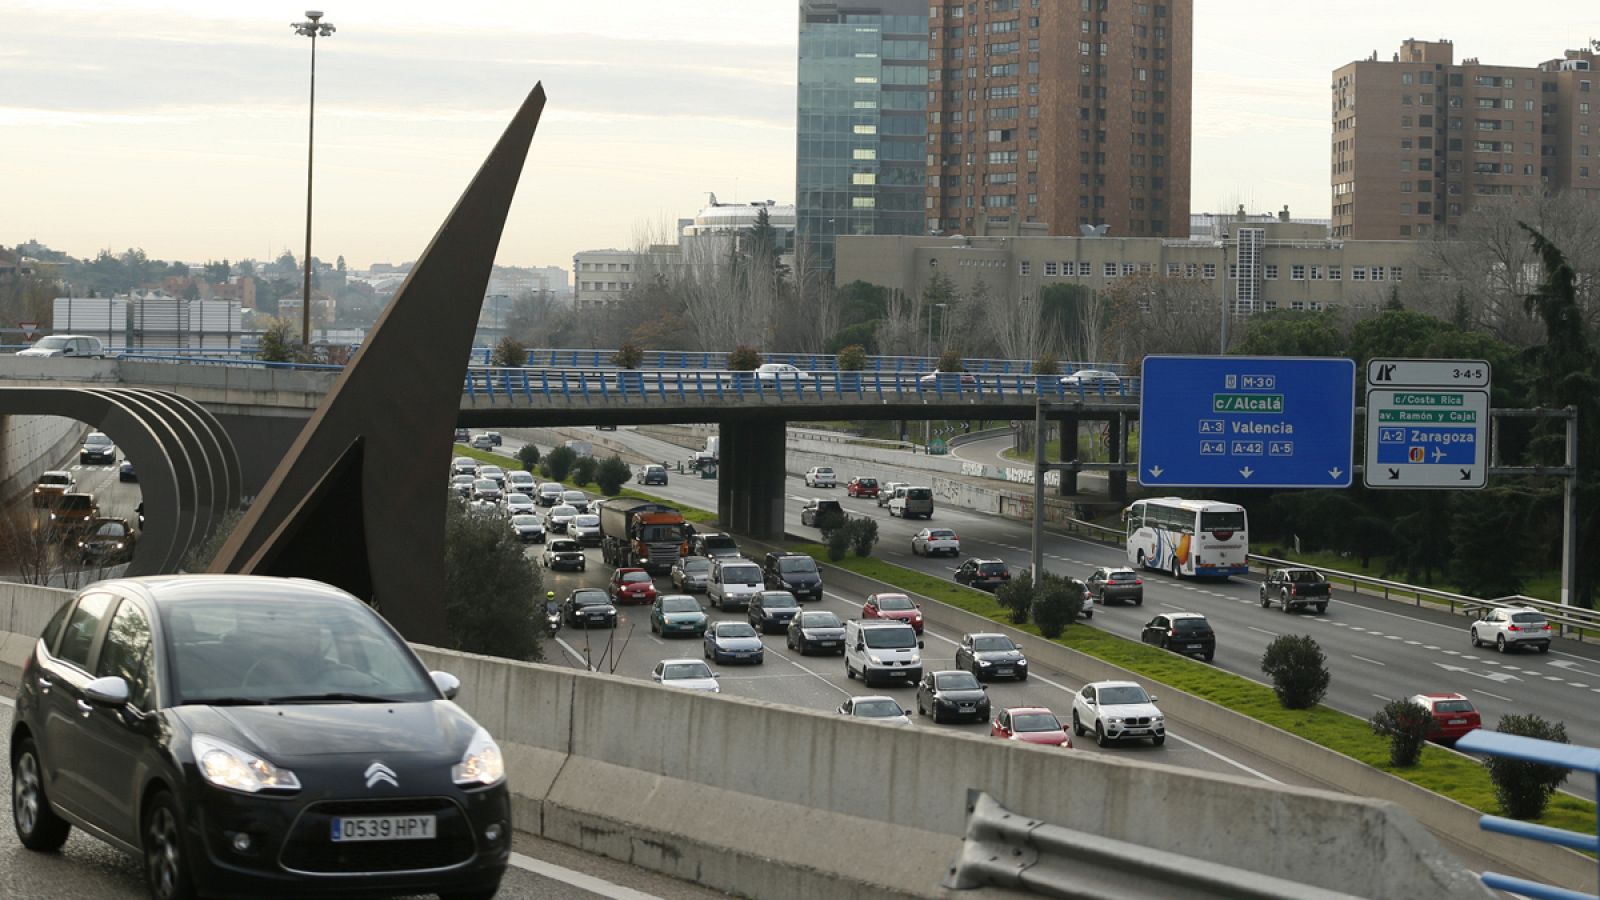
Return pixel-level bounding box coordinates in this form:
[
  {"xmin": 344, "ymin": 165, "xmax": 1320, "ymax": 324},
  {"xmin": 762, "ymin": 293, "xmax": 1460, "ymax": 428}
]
[
  {"xmin": 554, "ymin": 636, "xmax": 593, "ymax": 670},
  {"xmin": 1247, "ymin": 627, "xmax": 1279, "ymax": 637},
  {"xmin": 1160, "ymin": 602, "xmax": 1187, "ymax": 610},
  {"xmin": 763, "ymin": 649, "xmax": 854, "ymax": 698},
  {"xmin": 1424, "ymin": 645, "xmax": 1440, "ymax": 651},
  {"xmin": 0, "ymin": 693, "xmax": 13, "ymax": 708},
  {"xmin": 1372, "ymin": 694, "xmax": 1392, "ymax": 703},
  {"xmin": 1351, "ymin": 655, "xmax": 1386, "ymax": 667},
  {"xmin": 1474, "ymin": 690, "xmax": 1514, "ymax": 703},
  {"xmin": 509, "ymin": 851, "xmax": 664, "ymax": 900}
]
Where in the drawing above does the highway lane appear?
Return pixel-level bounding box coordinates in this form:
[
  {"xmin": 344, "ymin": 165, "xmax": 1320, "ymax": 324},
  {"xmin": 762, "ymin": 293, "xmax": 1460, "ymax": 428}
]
[
  {"xmin": 506, "ymin": 428, "xmax": 1600, "ymax": 803},
  {"xmin": 2, "ymin": 444, "xmax": 142, "ymax": 585}
]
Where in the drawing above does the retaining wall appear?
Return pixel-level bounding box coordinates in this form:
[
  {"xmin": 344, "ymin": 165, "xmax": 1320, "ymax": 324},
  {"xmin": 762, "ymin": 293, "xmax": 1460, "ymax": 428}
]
[{"xmin": 0, "ymin": 415, "xmax": 90, "ymax": 508}]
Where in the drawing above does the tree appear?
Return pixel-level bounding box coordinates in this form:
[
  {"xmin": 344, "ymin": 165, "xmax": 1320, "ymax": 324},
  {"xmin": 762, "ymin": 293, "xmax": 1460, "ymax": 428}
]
[
  {"xmin": 1370, "ymin": 699, "xmax": 1435, "ymax": 767},
  {"xmin": 935, "ymin": 350, "xmax": 965, "ymax": 372},
  {"xmin": 571, "ymin": 456, "xmax": 598, "ymax": 488},
  {"xmin": 1031, "ymin": 573, "xmax": 1085, "ymax": 638},
  {"xmin": 610, "ymin": 340, "xmax": 644, "ymax": 369},
  {"xmin": 541, "ymin": 446, "xmax": 576, "ymax": 482},
  {"xmin": 256, "ymin": 317, "xmax": 302, "ymax": 362},
  {"xmin": 846, "ymin": 517, "xmax": 879, "ymax": 557},
  {"xmin": 1033, "ymin": 353, "xmax": 1061, "ymax": 376},
  {"xmin": 203, "ymin": 259, "xmax": 231, "ymax": 283},
  {"xmin": 595, "ymin": 456, "xmax": 632, "ymax": 496},
  {"xmin": 517, "ymin": 444, "xmax": 541, "ymax": 472},
  {"xmin": 1103, "ymin": 273, "xmax": 1220, "ymax": 364},
  {"xmin": 1231, "ymin": 309, "xmax": 1349, "ymax": 357},
  {"xmin": 728, "ymin": 345, "xmax": 762, "ymax": 370},
  {"xmin": 443, "ymin": 497, "xmax": 543, "ymax": 661},
  {"xmin": 491, "ymin": 336, "xmax": 527, "ymax": 368},
  {"xmin": 1485, "ymin": 714, "xmax": 1570, "ymax": 819},
  {"xmin": 1449, "ymin": 488, "xmax": 1530, "ymax": 598},
  {"xmin": 815, "ymin": 504, "xmax": 847, "ymax": 537},
  {"xmin": 825, "ymin": 527, "xmax": 851, "ymax": 561},
  {"xmin": 995, "ymin": 569, "xmax": 1033, "ymax": 625},
  {"xmin": 1260, "ymin": 634, "xmax": 1330, "ymax": 709},
  {"xmin": 837, "ymin": 344, "xmax": 868, "ymax": 371}
]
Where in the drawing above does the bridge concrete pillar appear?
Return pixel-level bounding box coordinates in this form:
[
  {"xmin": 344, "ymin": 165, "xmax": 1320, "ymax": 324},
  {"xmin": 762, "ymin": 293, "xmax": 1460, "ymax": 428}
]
[
  {"xmin": 717, "ymin": 417, "xmax": 786, "ymax": 540},
  {"xmin": 1108, "ymin": 412, "xmax": 1129, "ymax": 503},
  {"xmin": 1056, "ymin": 414, "xmax": 1079, "ymax": 496}
]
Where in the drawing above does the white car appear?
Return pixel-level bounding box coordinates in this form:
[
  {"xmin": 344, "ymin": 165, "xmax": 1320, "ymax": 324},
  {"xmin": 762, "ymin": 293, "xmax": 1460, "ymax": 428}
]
[
  {"xmin": 570, "ymin": 513, "xmax": 602, "ymax": 546},
  {"xmin": 1469, "ymin": 606, "xmax": 1553, "ymax": 653},
  {"xmin": 878, "ymin": 481, "xmax": 908, "ymax": 508},
  {"xmin": 504, "ymin": 492, "xmax": 536, "ymax": 515},
  {"xmin": 561, "ymin": 489, "xmax": 589, "ymax": 513},
  {"xmin": 546, "ymin": 503, "xmax": 579, "ymax": 532},
  {"xmin": 16, "ymin": 334, "xmax": 105, "ymax": 358},
  {"xmin": 537, "ymin": 482, "xmax": 565, "ymax": 506},
  {"xmin": 837, "ymin": 696, "xmax": 913, "ymax": 727},
  {"xmin": 1060, "ymin": 369, "xmax": 1122, "ymax": 390},
  {"xmin": 804, "ymin": 466, "xmax": 836, "ymax": 488},
  {"xmin": 755, "ymin": 363, "xmax": 812, "ymax": 383},
  {"xmin": 911, "ymin": 527, "xmax": 960, "ymax": 557},
  {"xmin": 652, "ymin": 658, "xmax": 721, "ymax": 693},
  {"xmin": 478, "ymin": 465, "xmax": 506, "ymax": 487},
  {"xmin": 507, "ymin": 470, "xmax": 537, "ymax": 495},
  {"xmin": 1070, "ymin": 681, "xmax": 1165, "ymax": 747}
]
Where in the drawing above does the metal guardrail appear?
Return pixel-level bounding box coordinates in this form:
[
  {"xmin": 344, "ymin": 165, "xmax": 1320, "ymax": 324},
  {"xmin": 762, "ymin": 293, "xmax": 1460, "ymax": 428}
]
[
  {"xmin": 117, "ymin": 353, "xmax": 346, "ymax": 372},
  {"xmin": 787, "ymin": 428, "xmax": 918, "ymax": 453},
  {"xmin": 480, "ymin": 347, "xmax": 1126, "ymax": 376},
  {"xmin": 1246, "ymin": 555, "xmax": 1599, "ymax": 640},
  {"xmin": 459, "ymin": 367, "xmax": 1142, "ymax": 404},
  {"xmin": 943, "ymin": 790, "xmax": 1356, "ymax": 899},
  {"xmin": 1454, "ymin": 730, "xmax": 1600, "ymax": 900}
]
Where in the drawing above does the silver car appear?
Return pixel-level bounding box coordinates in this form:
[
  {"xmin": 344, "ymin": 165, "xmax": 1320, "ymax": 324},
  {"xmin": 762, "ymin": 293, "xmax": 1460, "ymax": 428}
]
[
  {"xmin": 671, "ymin": 555, "xmax": 712, "ymax": 593},
  {"xmin": 509, "ymin": 514, "xmax": 546, "ymax": 543},
  {"xmin": 561, "ymin": 490, "xmax": 589, "ymax": 513},
  {"xmin": 504, "ymin": 492, "xmax": 537, "ymax": 515},
  {"xmin": 471, "ymin": 478, "xmax": 502, "ymax": 502},
  {"xmin": 570, "ymin": 513, "xmax": 602, "ymax": 547},
  {"xmin": 703, "ymin": 621, "xmax": 764, "ymax": 665},
  {"xmin": 546, "ymin": 503, "xmax": 578, "ymax": 533}
]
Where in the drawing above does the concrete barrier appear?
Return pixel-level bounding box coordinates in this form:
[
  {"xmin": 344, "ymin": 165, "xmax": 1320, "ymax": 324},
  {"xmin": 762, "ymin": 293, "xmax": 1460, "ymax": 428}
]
[
  {"xmin": 0, "ymin": 581, "xmax": 1490, "ymax": 899},
  {"xmin": 0, "ymin": 414, "xmax": 90, "ymax": 508}
]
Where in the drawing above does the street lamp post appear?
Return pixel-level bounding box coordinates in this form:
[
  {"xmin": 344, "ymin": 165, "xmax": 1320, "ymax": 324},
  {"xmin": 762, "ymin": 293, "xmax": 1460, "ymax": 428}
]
[
  {"xmin": 292, "ymin": 10, "xmax": 335, "ymax": 350},
  {"xmin": 924, "ymin": 302, "xmax": 948, "ymax": 450}
]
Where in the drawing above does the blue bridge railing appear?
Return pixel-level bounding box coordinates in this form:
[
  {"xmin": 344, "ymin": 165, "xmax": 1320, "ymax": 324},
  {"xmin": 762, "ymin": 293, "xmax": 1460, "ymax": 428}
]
[
  {"xmin": 472, "ymin": 347, "xmax": 1125, "ymax": 377},
  {"xmin": 1454, "ymin": 729, "xmax": 1599, "ymax": 900}
]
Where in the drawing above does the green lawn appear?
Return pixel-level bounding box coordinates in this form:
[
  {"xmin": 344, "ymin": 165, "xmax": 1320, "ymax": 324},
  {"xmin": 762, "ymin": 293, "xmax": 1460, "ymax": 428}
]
[{"xmin": 789, "ymin": 544, "xmax": 1597, "ymax": 837}]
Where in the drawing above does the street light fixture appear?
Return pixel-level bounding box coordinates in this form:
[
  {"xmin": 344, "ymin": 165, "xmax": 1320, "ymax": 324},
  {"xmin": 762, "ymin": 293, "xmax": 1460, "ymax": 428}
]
[{"xmin": 292, "ymin": 10, "xmax": 336, "ymax": 350}]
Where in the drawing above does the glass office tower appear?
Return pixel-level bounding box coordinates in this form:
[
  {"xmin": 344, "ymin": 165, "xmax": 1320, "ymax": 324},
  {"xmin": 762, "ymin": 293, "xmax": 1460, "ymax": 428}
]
[{"xmin": 796, "ymin": 0, "xmax": 928, "ymax": 273}]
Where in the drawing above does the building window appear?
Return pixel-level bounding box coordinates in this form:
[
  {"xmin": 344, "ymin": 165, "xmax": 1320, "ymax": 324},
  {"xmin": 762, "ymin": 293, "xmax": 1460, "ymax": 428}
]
[
  {"xmin": 1310, "ymin": 266, "xmax": 1323, "ymax": 280},
  {"xmin": 851, "ymin": 197, "xmax": 875, "ymax": 208},
  {"xmin": 1389, "ymin": 266, "xmax": 1404, "ymax": 281},
  {"xmin": 853, "ymin": 124, "xmax": 877, "ymax": 135},
  {"xmin": 1078, "ymin": 262, "xmax": 1092, "ymax": 276},
  {"xmin": 1370, "ymin": 266, "xmax": 1385, "ymax": 281},
  {"xmin": 1291, "ymin": 265, "xmax": 1306, "ymax": 280},
  {"xmin": 853, "ymin": 148, "xmax": 877, "ymax": 160},
  {"xmin": 852, "ymin": 173, "xmax": 876, "ymax": 185},
  {"xmin": 1202, "ymin": 263, "xmax": 1216, "ymax": 279},
  {"xmin": 1264, "ymin": 264, "xmax": 1278, "ymax": 280},
  {"xmin": 1020, "ymin": 261, "xmax": 1031, "ymax": 275},
  {"xmin": 1352, "ymin": 266, "xmax": 1366, "ymax": 281},
  {"xmin": 1167, "ymin": 262, "xmax": 1181, "ymax": 276},
  {"xmin": 1185, "ymin": 263, "xmax": 1197, "ymax": 278},
  {"xmin": 1103, "ymin": 262, "xmax": 1117, "ymax": 277},
  {"xmin": 1329, "ymin": 266, "xmax": 1341, "ymax": 280},
  {"xmin": 1044, "ymin": 261, "xmax": 1058, "ymax": 276}
]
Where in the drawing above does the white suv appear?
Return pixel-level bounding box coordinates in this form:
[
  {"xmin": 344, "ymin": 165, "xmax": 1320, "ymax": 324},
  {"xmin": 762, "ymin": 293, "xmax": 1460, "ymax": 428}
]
[
  {"xmin": 17, "ymin": 334, "xmax": 105, "ymax": 358},
  {"xmin": 707, "ymin": 559, "xmax": 764, "ymax": 612},
  {"xmin": 1470, "ymin": 606, "xmax": 1553, "ymax": 654},
  {"xmin": 804, "ymin": 466, "xmax": 836, "ymax": 488},
  {"xmin": 1071, "ymin": 680, "xmax": 1165, "ymax": 747}
]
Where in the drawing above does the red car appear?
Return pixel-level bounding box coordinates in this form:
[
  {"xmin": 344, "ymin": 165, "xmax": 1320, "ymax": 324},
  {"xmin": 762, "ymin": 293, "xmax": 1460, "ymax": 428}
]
[
  {"xmin": 846, "ymin": 477, "xmax": 880, "ymax": 499},
  {"xmin": 1408, "ymin": 692, "xmax": 1482, "ymax": 745},
  {"xmin": 609, "ymin": 568, "xmax": 658, "ymax": 605},
  {"xmin": 991, "ymin": 707, "xmax": 1071, "ymax": 748},
  {"xmin": 864, "ymin": 592, "xmax": 924, "ymax": 633}
]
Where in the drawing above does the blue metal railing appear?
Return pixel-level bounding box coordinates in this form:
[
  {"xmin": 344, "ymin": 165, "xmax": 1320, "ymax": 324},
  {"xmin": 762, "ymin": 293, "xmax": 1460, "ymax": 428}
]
[
  {"xmin": 460, "ymin": 367, "xmax": 1142, "ymax": 404},
  {"xmin": 1454, "ymin": 729, "xmax": 1599, "ymax": 900},
  {"xmin": 471, "ymin": 347, "xmax": 1127, "ymax": 376}
]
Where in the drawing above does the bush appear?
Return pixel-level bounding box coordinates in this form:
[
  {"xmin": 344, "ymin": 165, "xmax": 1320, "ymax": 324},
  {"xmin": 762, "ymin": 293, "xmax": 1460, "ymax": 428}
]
[
  {"xmin": 256, "ymin": 319, "xmax": 302, "ymax": 363},
  {"xmin": 491, "ymin": 336, "xmax": 527, "ymax": 368},
  {"xmin": 610, "ymin": 340, "xmax": 644, "ymax": 369},
  {"xmin": 825, "ymin": 527, "xmax": 851, "ymax": 562},
  {"xmin": 815, "ymin": 506, "xmax": 847, "ymax": 537},
  {"xmin": 517, "ymin": 444, "xmax": 541, "ymax": 471},
  {"xmin": 1371, "ymin": 699, "xmax": 1435, "ymax": 767},
  {"xmin": 1486, "ymin": 715, "xmax": 1571, "ymax": 819},
  {"xmin": 594, "ymin": 456, "xmax": 632, "ymax": 496},
  {"xmin": 1030, "ymin": 572, "xmax": 1086, "ymax": 639},
  {"xmin": 180, "ymin": 507, "xmax": 246, "ymax": 573},
  {"xmin": 1260, "ymin": 634, "xmax": 1330, "ymax": 709},
  {"xmin": 728, "ymin": 345, "xmax": 762, "ymax": 371},
  {"xmin": 995, "ymin": 569, "xmax": 1033, "ymax": 625},
  {"xmin": 935, "ymin": 350, "xmax": 965, "ymax": 372},
  {"xmin": 846, "ymin": 517, "xmax": 879, "ymax": 557},
  {"xmin": 571, "ymin": 456, "xmax": 598, "ymax": 488},
  {"xmin": 1034, "ymin": 353, "xmax": 1061, "ymax": 376},
  {"xmin": 837, "ymin": 344, "xmax": 869, "ymax": 371},
  {"xmin": 541, "ymin": 446, "xmax": 576, "ymax": 482},
  {"xmin": 443, "ymin": 498, "xmax": 542, "ymax": 661}
]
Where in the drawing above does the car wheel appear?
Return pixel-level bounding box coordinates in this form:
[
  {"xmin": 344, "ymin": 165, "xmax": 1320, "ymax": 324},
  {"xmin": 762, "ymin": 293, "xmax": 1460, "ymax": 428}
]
[
  {"xmin": 11, "ymin": 737, "xmax": 71, "ymax": 851},
  {"xmin": 1469, "ymin": 629, "xmax": 1480, "ymax": 648},
  {"xmin": 1072, "ymin": 711, "xmax": 1084, "ymax": 737},
  {"xmin": 1539, "ymin": 642, "xmax": 1551, "ymax": 654},
  {"xmin": 845, "ymin": 661, "xmax": 855, "ymax": 680},
  {"xmin": 1280, "ymin": 592, "xmax": 1292, "ymax": 613},
  {"xmin": 1316, "ymin": 603, "xmax": 1328, "ymax": 614},
  {"xmin": 1204, "ymin": 651, "xmax": 1214, "ymax": 662},
  {"xmin": 1095, "ymin": 723, "xmax": 1109, "ymax": 748},
  {"xmin": 143, "ymin": 790, "xmax": 196, "ymax": 900},
  {"xmin": 1496, "ymin": 634, "xmax": 1507, "ymax": 653},
  {"xmin": 1134, "ymin": 597, "xmax": 1142, "ymax": 606},
  {"xmin": 1260, "ymin": 592, "xmax": 1270, "ymax": 608},
  {"xmin": 1152, "ymin": 735, "xmax": 1166, "ymax": 747}
]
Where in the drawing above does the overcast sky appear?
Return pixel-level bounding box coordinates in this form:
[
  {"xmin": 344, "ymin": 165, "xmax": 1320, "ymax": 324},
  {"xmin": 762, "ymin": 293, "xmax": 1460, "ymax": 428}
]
[{"xmin": 5, "ymin": 1, "xmax": 1595, "ymax": 271}]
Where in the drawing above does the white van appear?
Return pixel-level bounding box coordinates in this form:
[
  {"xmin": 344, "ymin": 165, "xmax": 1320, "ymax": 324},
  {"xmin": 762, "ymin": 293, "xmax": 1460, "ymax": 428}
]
[
  {"xmin": 708, "ymin": 559, "xmax": 764, "ymax": 611},
  {"xmin": 844, "ymin": 620, "xmax": 924, "ymax": 687},
  {"xmin": 888, "ymin": 485, "xmax": 934, "ymax": 520}
]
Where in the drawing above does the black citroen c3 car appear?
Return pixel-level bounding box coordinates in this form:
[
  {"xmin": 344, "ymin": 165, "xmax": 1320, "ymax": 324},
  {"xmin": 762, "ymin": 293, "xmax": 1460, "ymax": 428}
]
[{"xmin": 9, "ymin": 575, "xmax": 509, "ymax": 900}]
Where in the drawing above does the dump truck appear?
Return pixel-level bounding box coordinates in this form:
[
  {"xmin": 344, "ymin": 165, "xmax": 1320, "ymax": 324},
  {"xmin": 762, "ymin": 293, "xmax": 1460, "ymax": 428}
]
[{"xmin": 600, "ymin": 498, "xmax": 688, "ymax": 573}]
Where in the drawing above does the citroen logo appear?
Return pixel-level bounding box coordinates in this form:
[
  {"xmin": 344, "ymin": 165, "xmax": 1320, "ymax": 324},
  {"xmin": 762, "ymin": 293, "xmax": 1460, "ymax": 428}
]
[{"xmin": 364, "ymin": 762, "xmax": 398, "ymax": 789}]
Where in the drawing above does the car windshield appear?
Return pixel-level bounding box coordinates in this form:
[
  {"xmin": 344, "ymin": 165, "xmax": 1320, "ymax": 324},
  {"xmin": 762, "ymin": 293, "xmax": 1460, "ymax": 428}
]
[
  {"xmin": 506, "ymin": 493, "xmax": 531, "ymax": 503},
  {"xmin": 857, "ymin": 478, "xmax": 877, "ymax": 487},
  {"xmin": 621, "ymin": 572, "xmax": 652, "ymax": 584},
  {"xmin": 663, "ymin": 662, "xmax": 712, "ymax": 680},
  {"xmin": 85, "ymin": 434, "xmax": 113, "ymax": 448},
  {"xmin": 907, "ymin": 488, "xmax": 931, "ymax": 500},
  {"xmin": 814, "ymin": 502, "xmax": 841, "ymax": 512},
  {"xmin": 1171, "ymin": 617, "xmax": 1210, "ymax": 633},
  {"xmin": 59, "ymin": 495, "xmax": 93, "ymax": 510},
  {"xmin": 474, "ymin": 479, "xmax": 496, "ymax": 491},
  {"xmin": 681, "ymin": 557, "xmax": 710, "ymax": 573},
  {"xmin": 549, "ymin": 541, "xmax": 579, "ymax": 552},
  {"xmin": 511, "ymin": 515, "xmax": 542, "ymax": 526},
  {"xmin": 936, "ymin": 672, "xmax": 981, "ymax": 690},
  {"xmin": 777, "ymin": 557, "xmax": 817, "ymax": 574},
  {"xmin": 163, "ymin": 595, "xmax": 435, "ymax": 705},
  {"xmin": 1286, "ymin": 570, "xmax": 1325, "ymax": 583},
  {"xmin": 1511, "ymin": 612, "xmax": 1546, "ymax": 625},
  {"xmin": 34, "ymin": 336, "xmax": 70, "ymax": 350},
  {"xmin": 551, "ymin": 505, "xmax": 577, "ymax": 517},
  {"xmin": 716, "ymin": 623, "xmax": 758, "ymax": 638},
  {"xmin": 853, "ymin": 699, "xmax": 902, "ymax": 718},
  {"xmin": 662, "ymin": 597, "xmax": 700, "ymax": 613},
  {"xmin": 1097, "ymin": 685, "xmax": 1150, "ymax": 705},
  {"xmin": 977, "ymin": 563, "xmax": 1008, "ymax": 575},
  {"xmin": 452, "ymin": 475, "xmax": 473, "ymax": 484},
  {"xmin": 723, "ymin": 565, "xmax": 761, "ymax": 582},
  {"xmin": 1012, "ymin": 713, "xmax": 1061, "ymax": 732},
  {"xmin": 815, "ymin": 468, "xmax": 833, "ymax": 474},
  {"xmin": 972, "ymin": 636, "xmax": 1014, "ymax": 652},
  {"xmin": 863, "ymin": 627, "xmax": 916, "ymax": 649},
  {"xmin": 801, "ymin": 612, "xmax": 841, "ymax": 627},
  {"xmin": 928, "ymin": 530, "xmax": 956, "ymax": 539},
  {"xmin": 39, "ymin": 473, "xmax": 71, "ymax": 486},
  {"xmin": 761, "ymin": 593, "xmax": 798, "ymax": 608},
  {"xmin": 1433, "ymin": 699, "xmax": 1474, "ymax": 713},
  {"xmin": 481, "ymin": 466, "xmax": 503, "ymax": 476},
  {"xmin": 563, "ymin": 492, "xmax": 585, "ymax": 502},
  {"xmin": 91, "ymin": 521, "xmax": 128, "ymax": 538},
  {"xmin": 540, "ymin": 484, "xmax": 563, "ymax": 494},
  {"xmin": 572, "ymin": 590, "xmax": 610, "ymax": 607},
  {"xmin": 575, "ymin": 515, "xmax": 599, "ymax": 527},
  {"xmin": 875, "ymin": 594, "xmax": 914, "ymax": 611}
]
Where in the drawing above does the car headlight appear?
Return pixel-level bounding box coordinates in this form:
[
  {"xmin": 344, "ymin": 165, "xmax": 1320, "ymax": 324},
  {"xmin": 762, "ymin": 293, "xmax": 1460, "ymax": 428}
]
[
  {"xmin": 1107, "ymin": 717, "xmax": 1123, "ymax": 725},
  {"xmin": 1153, "ymin": 715, "xmax": 1165, "ymax": 724},
  {"xmin": 452, "ymin": 727, "xmax": 506, "ymax": 787},
  {"xmin": 115, "ymin": 542, "xmax": 125, "ymax": 549},
  {"xmin": 868, "ymin": 654, "xmax": 884, "ymax": 665},
  {"xmin": 1016, "ymin": 658, "xmax": 1027, "ymax": 665},
  {"xmin": 976, "ymin": 659, "xmax": 992, "ymax": 666},
  {"xmin": 193, "ymin": 734, "xmax": 301, "ymax": 794}
]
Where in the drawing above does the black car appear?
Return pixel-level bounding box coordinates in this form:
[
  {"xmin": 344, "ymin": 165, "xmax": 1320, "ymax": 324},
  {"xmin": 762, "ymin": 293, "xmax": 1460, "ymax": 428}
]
[
  {"xmin": 955, "ymin": 558, "xmax": 1011, "ymax": 592},
  {"xmin": 954, "ymin": 632, "xmax": 1029, "ymax": 681},
  {"xmin": 799, "ymin": 498, "xmax": 845, "ymax": 528},
  {"xmin": 1087, "ymin": 567, "xmax": 1143, "ymax": 606},
  {"xmin": 564, "ymin": 588, "xmax": 618, "ymax": 629},
  {"xmin": 1141, "ymin": 612, "xmax": 1216, "ymax": 662},
  {"xmin": 786, "ymin": 610, "xmax": 846, "ymax": 655},
  {"xmin": 79, "ymin": 431, "xmax": 117, "ymax": 465},
  {"xmin": 453, "ymin": 427, "xmax": 470, "ymax": 443},
  {"xmin": 747, "ymin": 591, "xmax": 802, "ymax": 634},
  {"xmin": 763, "ymin": 551, "xmax": 823, "ymax": 601},
  {"xmin": 119, "ymin": 459, "xmax": 137, "ymax": 482},
  {"xmin": 687, "ymin": 532, "xmax": 742, "ymax": 560},
  {"xmin": 916, "ymin": 670, "xmax": 990, "ymax": 724},
  {"xmin": 75, "ymin": 517, "xmax": 136, "ymax": 565},
  {"xmin": 637, "ymin": 465, "xmax": 669, "ymax": 486},
  {"xmin": 10, "ymin": 576, "xmax": 509, "ymax": 900}
]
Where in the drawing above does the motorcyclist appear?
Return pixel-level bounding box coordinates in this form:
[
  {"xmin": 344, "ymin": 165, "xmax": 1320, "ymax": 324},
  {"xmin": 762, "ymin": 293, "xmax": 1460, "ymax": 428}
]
[{"xmin": 544, "ymin": 591, "xmax": 559, "ymax": 616}]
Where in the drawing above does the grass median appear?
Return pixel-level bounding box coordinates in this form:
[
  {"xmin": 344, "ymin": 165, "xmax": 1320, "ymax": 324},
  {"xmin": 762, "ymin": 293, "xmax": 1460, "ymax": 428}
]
[
  {"xmin": 790, "ymin": 543, "xmax": 1597, "ymax": 837},
  {"xmin": 451, "ymin": 446, "xmax": 722, "ymax": 526}
]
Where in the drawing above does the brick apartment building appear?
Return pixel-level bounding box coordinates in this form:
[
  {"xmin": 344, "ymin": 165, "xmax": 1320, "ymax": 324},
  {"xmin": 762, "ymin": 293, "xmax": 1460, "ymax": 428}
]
[
  {"xmin": 1332, "ymin": 39, "xmax": 1599, "ymax": 240},
  {"xmin": 926, "ymin": 0, "xmax": 1192, "ymax": 239}
]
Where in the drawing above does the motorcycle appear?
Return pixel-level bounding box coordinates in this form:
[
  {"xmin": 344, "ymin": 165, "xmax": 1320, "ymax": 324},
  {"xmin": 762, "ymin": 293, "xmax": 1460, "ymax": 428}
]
[{"xmin": 544, "ymin": 596, "xmax": 562, "ymax": 636}]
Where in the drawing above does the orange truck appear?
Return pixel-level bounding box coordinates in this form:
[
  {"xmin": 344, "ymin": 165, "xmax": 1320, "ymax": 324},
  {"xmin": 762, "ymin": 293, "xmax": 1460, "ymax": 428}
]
[{"xmin": 599, "ymin": 499, "xmax": 688, "ymax": 574}]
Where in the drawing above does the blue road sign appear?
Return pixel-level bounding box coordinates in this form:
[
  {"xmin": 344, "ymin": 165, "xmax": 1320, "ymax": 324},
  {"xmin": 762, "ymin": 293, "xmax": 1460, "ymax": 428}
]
[{"xmin": 1139, "ymin": 356, "xmax": 1355, "ymax": 488}]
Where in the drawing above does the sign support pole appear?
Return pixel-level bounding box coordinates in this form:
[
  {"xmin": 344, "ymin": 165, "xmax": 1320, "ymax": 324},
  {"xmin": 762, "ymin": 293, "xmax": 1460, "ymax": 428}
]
[
  {"xmin": 1031, "ymin": 399, "xmax": 1046, "ymax": 583},
  {"xmin": 1562, "ymin": 407, "xmax": 1578, "ymax": 607}
]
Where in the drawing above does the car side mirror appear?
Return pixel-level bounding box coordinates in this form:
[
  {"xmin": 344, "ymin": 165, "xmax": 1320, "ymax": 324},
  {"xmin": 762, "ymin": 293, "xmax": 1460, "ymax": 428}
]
[
  {"xmin": 917, "ymin": 640, "xmax": 925, "ymax": 649},
  {"xmin": 710, "ymin": 672, "xmax": 721, "ymax": 679},
  {"xmin": 855, "ymin": 641, "xmax": 865, "ymax": 651},
  {"xmin": 430, "ymin": 671, "xmax": 461, "ymax": 700},
  {"xmin": 1085, "ymin": 698, "xmax": 1097, "ymax": 706},
  {"xmin": 84, "ymin": 675, "xmax": 130, "ymax": 707},
  {"xmin": 1149, "ymin": 696, "xmax": 1158, "ymax": 704},
  {"xmin": 902, "ymin": 708, "xmax": 912, "ymax": 717}
]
